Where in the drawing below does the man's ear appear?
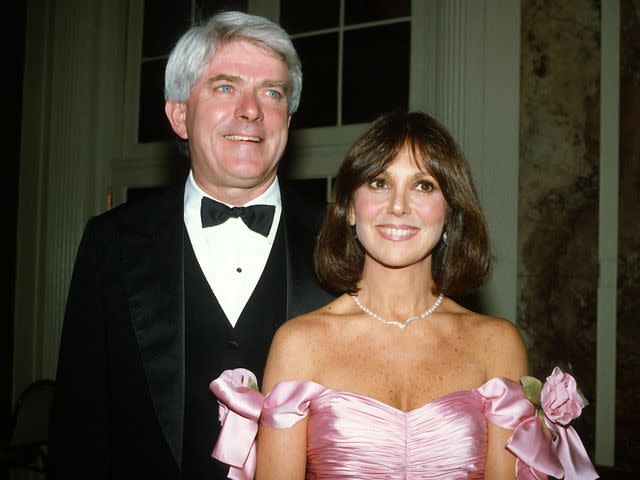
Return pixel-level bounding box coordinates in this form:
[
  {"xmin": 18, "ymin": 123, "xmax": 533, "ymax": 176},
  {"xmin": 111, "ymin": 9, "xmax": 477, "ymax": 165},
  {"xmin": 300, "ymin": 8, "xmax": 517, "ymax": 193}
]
[
  {"xmin": 165, "ymin": 101, "xmax": 188, "ymax": 139},
  {"xmin": 287, "ymin": 115, "xmax": 291, "ymax": 127}
]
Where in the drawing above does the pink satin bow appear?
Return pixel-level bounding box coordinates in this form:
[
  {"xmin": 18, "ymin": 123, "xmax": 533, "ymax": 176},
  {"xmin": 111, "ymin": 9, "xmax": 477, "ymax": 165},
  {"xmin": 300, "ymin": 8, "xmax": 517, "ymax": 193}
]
[
  {"xmin": 478, "ymin": 377, "xmax": 599, "ymax": 480},
  {"xmin": 209, "ymin": 369, "xmax": 328, "ymax": 480},
  {"xmin": 209, "ymin": 369, "xmax": 264, "ymax": 480}
]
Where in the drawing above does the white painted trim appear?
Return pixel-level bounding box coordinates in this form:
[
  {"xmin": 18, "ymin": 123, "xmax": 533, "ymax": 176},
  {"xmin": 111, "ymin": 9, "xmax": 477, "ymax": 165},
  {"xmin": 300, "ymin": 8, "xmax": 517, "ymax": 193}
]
[
  {"xmin": 409, "ymin": 0, "xmax": 437, "ymax": 112},
  {"xmin": 427, "ymin": 0, "xmax": 520, "ymax": 322},
  {"xmin": 595, "ymin": 0, "xmax": 620, "ymax": 467},
  {"xmin": 14, "ymin": 0, "xmax": 130, "ymax": 400},
  {"xmin": 477, "ymin": 0, "xmax": 521, "ymax": 322}
]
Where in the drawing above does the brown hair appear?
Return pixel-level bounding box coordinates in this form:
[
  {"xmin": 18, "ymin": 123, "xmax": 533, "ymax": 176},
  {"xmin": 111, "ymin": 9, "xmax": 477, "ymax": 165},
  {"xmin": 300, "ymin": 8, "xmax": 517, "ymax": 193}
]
[{"xmin": 314, "ymin": 109, "xmax": 490, "ymax": 297}]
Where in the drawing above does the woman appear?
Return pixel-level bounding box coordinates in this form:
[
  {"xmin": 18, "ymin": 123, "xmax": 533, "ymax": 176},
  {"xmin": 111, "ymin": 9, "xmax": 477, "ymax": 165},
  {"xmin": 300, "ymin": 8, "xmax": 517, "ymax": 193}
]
[{"xmin": 210, "ymin": 110, "xmax": 598, "ymax": 480}]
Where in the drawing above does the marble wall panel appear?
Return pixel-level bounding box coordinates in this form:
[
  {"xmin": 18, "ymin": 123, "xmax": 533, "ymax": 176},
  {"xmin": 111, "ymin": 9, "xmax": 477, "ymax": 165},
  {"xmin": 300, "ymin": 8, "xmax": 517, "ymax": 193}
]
[
  {"xmin": 519, "ymin": 0, "xmax": 600, "ymax": 456},
  {"xmin": 617, "ymin": 0, "xmax": 640, "ymax": 471}
]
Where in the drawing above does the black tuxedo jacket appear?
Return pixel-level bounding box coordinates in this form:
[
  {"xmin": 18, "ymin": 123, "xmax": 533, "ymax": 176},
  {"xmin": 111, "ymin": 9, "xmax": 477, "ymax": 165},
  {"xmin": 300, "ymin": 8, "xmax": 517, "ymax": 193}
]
[{"xmin": 47, "ymin": 181, "xmax": 333, "ymax": 479}]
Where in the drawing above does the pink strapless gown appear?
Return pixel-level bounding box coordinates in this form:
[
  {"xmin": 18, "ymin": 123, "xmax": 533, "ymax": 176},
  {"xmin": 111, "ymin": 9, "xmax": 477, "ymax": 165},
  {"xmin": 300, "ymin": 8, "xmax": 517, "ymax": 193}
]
[
  {"xmin": 210, "ymin": 370, "xmax": 599, "ymax": 480},
  {"xmin": 304, "ymin": 388, "xmax": 487, "ymax": 479}
]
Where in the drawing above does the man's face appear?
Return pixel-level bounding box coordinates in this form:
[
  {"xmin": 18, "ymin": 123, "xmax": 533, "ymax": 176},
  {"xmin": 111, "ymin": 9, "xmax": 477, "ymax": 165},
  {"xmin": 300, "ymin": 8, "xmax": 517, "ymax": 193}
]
[{"xmin": 166, "ymin": 40, "xmax": 291, "ymax": 204}]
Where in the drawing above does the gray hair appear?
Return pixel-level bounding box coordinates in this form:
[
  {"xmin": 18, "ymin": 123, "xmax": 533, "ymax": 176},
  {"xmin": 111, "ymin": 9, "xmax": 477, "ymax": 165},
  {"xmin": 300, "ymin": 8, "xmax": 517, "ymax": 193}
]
[{"xmin": 164, "ymin": 11, "xmax": 302, "ymax": 114}]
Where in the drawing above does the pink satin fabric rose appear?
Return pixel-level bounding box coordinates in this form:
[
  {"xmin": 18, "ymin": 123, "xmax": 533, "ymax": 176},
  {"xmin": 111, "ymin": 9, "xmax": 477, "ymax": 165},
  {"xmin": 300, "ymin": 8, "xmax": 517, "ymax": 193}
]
[
  {"xmin": 478, "ymin": 372, "xmax": 599, "ymax": 480},
  {"xmin": 540, "ymin": 366, "xmax": 585, "ymax": 426}
]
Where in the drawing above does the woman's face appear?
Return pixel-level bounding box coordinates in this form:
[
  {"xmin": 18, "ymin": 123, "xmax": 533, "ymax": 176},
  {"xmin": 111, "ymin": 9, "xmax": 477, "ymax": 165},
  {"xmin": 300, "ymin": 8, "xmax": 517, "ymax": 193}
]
[{"xmin": 349, "ymin": 147, "xmax": 447, "ymax": 270}]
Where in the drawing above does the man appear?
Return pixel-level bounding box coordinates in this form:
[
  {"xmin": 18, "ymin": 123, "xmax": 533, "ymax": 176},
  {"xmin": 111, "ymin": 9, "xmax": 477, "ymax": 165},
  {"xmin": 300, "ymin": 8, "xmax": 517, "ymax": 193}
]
[{"xmin": 48, "ymin": 11, "xmax": 333, "ymax": 479}]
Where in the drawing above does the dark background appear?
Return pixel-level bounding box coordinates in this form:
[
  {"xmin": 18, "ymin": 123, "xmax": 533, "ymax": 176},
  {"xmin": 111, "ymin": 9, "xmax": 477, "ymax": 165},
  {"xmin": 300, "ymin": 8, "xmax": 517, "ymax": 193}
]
[{"xmin": 2, "ymin": 2, "xmax": 27, "ymax": 478}]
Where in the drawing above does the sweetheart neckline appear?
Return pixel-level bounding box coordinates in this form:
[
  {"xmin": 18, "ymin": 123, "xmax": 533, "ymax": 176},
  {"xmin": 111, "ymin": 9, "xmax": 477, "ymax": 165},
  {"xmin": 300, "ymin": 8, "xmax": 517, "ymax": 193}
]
[
  {"xmin": 319, "ymin": 387, "xmax": 480, "ymax": 414},
  {"xmin": 270, "ymin": 378, "xmax": 485, "ymax": 415}
]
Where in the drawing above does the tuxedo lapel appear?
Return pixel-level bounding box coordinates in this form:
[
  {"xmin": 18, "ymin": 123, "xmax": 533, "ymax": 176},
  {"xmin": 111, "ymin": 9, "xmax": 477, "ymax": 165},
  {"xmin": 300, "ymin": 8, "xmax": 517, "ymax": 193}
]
[
  {"xmin": 119, "ymin": 186, "xmax": 186, "ymax": 468},
  {"xmin": 115, "ymin": 182, "xmax": 330, "ymax": 470}
]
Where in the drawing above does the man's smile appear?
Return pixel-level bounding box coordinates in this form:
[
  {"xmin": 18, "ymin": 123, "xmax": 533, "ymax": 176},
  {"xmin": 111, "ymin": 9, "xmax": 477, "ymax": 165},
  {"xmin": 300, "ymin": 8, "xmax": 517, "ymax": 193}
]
[{"xmin": 223, "ymin": 134, "xmax": 263, "ymax": 142}]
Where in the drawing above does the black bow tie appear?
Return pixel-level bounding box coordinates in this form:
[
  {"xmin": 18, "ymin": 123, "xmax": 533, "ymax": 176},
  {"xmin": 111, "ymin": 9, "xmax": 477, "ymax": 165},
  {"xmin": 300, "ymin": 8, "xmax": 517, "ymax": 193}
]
[{"xmin": 200, "ymin": 197, "xmax": 275, "ymax": 237}]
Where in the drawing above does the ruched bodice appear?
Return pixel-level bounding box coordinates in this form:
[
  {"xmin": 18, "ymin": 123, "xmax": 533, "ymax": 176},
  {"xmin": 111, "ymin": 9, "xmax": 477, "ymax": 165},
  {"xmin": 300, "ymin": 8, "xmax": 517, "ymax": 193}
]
[
  {"xmin": 305, "ymin": 389, "xmax": 487, "ymax": 479},
  {"xmin": 209, "ymin": 368, "xmax": 598, "ymax": 480}
]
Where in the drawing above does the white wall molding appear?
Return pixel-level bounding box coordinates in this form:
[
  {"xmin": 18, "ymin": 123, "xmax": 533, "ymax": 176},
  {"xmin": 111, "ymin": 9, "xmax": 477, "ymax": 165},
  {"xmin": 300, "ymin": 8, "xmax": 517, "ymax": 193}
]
[
  {"xmin": 14, "ymin": 0, "xmax": 128, "ymax": 399},
  {"xmin": 595, "ymin": 0, "xmax": 620, "ymax": 466},
  {"xmin": 418, "ymin": 0, "xmax": 520, "ymax": 321}
]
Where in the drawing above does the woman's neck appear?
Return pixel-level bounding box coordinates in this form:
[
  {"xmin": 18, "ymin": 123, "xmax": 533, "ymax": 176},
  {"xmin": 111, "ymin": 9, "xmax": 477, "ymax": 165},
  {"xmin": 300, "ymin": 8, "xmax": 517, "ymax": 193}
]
[{"xmin": 356, "ymin": 261, "xmax": 440, "ymax": 320}]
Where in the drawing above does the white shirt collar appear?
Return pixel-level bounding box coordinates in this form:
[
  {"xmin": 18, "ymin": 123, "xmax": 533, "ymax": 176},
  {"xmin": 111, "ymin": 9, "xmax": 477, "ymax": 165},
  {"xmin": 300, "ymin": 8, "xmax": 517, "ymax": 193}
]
[
  {"xmin": 185, "ymin": 170, "xmax": 281, "ymax": 213},
  {"xmin": 182, "ymin": 170, "xmax": 283, "ymax": 327}
]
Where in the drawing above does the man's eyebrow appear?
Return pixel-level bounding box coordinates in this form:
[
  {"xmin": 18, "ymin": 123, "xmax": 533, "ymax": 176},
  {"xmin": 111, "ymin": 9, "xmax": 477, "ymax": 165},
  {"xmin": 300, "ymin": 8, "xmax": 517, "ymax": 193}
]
[
  {"xmin": 261, "ymin": 80, "xmax": 289, "ymax": 91},
  {"xmin": 207, "ymin": 74, "xmax": 241, "ymax": 85}
]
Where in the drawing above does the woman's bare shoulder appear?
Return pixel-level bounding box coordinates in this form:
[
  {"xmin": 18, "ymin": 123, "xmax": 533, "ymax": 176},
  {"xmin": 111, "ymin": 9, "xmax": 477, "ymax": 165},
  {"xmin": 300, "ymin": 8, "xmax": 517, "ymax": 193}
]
[
  {"xmin": 445, "ymin": 300, "xmax": 521, "ymax": 339},
  {"xmin": 274, "ymin": 296, "xmax": 348, "ymax": 344},
  {"xmin": 447, "ymin": 301, "xmax": 528, "ymax": 381},
  {"xmin": 478, "ymin": 314, "xmax": 527, "ymax": 380},
  {"xmin": 262, "ymin": 296, "xmax": 350, "ymax": 389}
]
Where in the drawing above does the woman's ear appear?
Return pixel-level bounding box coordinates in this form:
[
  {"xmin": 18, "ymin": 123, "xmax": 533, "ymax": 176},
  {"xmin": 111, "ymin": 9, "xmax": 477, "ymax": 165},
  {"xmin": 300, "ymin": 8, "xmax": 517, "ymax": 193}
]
[
  {"xmin": 348, "ymin": 205, "xmax": 355, "ymax": 226},
  {"xmin": 165, "ymin": 101, "xmax": 188, "ymax": 139}
]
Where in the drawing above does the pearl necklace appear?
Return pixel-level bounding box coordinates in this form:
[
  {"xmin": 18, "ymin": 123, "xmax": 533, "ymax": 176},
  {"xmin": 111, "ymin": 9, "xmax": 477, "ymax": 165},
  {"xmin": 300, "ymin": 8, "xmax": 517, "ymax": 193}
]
[{"xmin": 351, "ymin": 293, "xmax": 445, "ymax": 330}]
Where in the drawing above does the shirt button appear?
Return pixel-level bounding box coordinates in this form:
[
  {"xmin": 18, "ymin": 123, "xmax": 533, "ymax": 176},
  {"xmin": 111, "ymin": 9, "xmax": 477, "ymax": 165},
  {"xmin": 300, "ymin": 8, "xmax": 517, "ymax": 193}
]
[
  {"xmin": 228, "ymin": 340, "xmax": 240, "ymax": 349},
  {"xmin": 236, "ymin": 267, "xmax": 242, "ymax": 273}
]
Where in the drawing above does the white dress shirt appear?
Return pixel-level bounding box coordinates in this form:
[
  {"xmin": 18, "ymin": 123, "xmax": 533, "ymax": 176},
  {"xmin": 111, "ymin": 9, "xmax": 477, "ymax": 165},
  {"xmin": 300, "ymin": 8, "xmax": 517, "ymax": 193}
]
[{"xmin": 183, "ymin": 171, "xmax": 282, "ymax": 327}]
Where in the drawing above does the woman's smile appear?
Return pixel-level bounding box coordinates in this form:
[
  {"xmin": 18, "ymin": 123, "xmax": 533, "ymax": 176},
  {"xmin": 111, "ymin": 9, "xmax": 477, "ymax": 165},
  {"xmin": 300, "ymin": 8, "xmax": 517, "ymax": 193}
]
[{"xmin": 376, "ymin": 224, "xmax": 419, "ymax": 241}]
